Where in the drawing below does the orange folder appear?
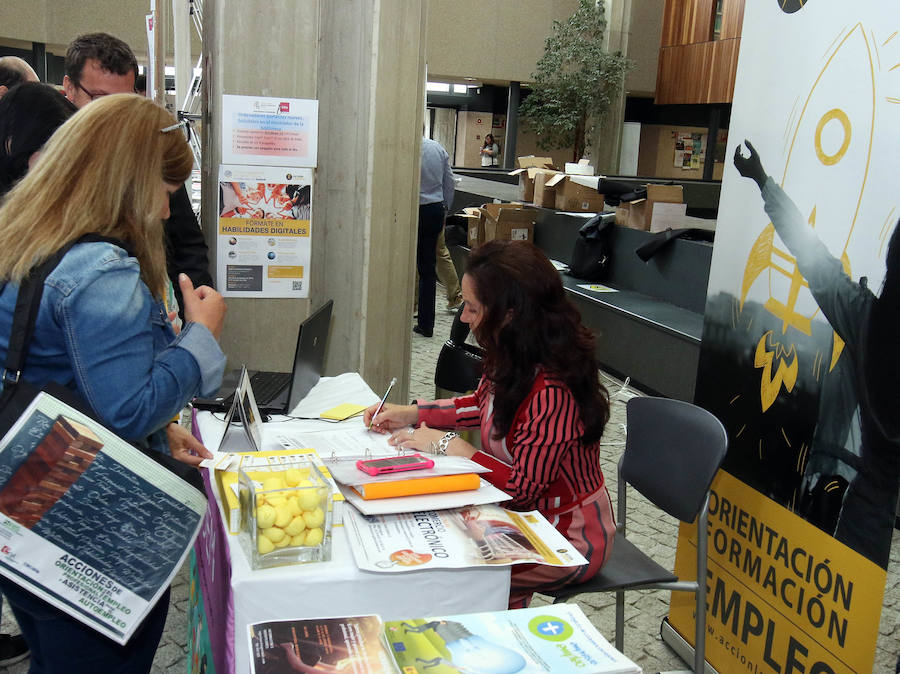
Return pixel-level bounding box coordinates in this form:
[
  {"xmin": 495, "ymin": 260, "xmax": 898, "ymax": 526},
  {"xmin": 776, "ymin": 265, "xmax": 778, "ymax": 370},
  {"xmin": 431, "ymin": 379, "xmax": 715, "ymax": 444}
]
[{"xmin": 352, "ymin": 473, "xmax": 481, "ymax": 500}]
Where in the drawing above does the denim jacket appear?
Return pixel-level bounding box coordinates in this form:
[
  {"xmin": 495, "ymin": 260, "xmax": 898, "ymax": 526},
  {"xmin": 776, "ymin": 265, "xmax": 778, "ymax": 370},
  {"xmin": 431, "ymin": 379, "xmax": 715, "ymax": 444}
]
[{"xmin": 0, "ymin": 241, "xmax": 226, "ymax": 451}]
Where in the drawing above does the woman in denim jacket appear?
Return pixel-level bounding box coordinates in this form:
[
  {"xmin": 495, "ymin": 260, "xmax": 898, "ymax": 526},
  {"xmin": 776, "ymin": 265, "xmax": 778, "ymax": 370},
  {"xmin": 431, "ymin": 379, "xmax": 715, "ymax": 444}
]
[{"xmin": 0, "ymin": 95, "xmax": 226, "ymax": 673}]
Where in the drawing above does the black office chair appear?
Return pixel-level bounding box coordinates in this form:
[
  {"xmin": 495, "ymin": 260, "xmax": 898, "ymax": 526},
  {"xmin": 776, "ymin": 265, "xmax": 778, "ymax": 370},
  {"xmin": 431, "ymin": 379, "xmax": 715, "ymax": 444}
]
[
  {"xmin": 544, "ymin": 396, "xmax": 728, "ymax": 673},
  {"xmin": 433, "ymin": 303, "xmax": 483, "ymax": 397}
]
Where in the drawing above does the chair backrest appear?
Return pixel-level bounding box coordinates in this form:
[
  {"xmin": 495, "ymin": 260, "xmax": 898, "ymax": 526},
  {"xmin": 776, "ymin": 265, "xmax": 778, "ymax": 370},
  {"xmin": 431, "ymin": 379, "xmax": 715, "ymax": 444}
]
[{"xmin": 621, "ymin": 396, "xmax": 728, "ymax": 523}]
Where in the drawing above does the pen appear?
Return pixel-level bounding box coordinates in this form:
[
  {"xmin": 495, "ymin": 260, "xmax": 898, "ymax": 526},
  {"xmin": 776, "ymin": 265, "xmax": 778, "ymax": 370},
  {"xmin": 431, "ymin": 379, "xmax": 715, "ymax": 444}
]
[{"xmin": 368, "ymin": 377, "xmax": 397, "ymax": 430}]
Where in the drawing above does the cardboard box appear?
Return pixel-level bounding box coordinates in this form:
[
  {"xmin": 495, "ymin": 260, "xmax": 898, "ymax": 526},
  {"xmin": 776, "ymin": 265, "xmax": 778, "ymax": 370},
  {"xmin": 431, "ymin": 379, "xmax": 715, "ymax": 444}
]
[
  {"xmin": 515, "ymin": 155, "xmax": 555, "ymax": 170},
  {"xmin": 533, "ymin": 170, "xmax": 563, "ymax": 208},
  {"xmin": 462, "ymin": 207, "xmax": 486, "ymax": 247},
  {"xmin": 482, "ymin": 203, "xmax": 536, "ymax": 242},
  {"xmin": 508, "ymin": 167, "xmax": 559, "ymax": 202},
  {"xmin": 546, "ymin": 174, "xmax": 605, "ymax": 213},
  {"xmin": 615, "ymin": 183, "xmax": 685, "ymax": 231},
  {"xmin": 649, "ymin": 202, "xmax": 716, "ymax": 233},
  {"xmin": 645, "ymin": 184, "xmax": 684, "ymax": 229},
  {"xmin": 615, "ymin": 200, "xmax": 648, "ymax": 230},
  {"xmin": 564, "ymin": 159, "xmax": 595, "ymax": 175}
]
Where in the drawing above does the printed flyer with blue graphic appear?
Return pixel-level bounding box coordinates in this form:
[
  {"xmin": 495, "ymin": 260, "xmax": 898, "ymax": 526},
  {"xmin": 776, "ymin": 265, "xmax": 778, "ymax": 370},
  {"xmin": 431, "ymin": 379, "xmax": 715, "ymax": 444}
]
[{"xmin": 248, "ymin": 605, "xmax": 639, "ymax": 674}]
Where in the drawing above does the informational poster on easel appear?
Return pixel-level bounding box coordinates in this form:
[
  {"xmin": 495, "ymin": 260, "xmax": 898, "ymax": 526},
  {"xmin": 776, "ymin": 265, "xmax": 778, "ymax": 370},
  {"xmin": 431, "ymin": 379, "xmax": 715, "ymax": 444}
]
[
  {"xmin": 217, "ymin": 164, "xmax": 313, "ymax": 298},
  {"xmin": 219, "ymin": 368, "xmax": 263, "ymax": 453}
]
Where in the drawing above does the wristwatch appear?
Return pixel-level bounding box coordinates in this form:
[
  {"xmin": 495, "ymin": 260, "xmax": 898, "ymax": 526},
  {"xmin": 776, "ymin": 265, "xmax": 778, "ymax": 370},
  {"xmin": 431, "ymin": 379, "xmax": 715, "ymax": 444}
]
[{"xmin": 436, "ymin": 432, "xmax": 459, "ymax": 455}]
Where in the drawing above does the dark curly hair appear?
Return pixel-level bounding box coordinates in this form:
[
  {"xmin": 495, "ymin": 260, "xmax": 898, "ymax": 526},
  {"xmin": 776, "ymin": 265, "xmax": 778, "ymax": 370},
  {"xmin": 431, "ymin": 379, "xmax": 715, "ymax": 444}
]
[{"xmin": 465, "ymin": 239, "xmax": 609, "ymax": 442}]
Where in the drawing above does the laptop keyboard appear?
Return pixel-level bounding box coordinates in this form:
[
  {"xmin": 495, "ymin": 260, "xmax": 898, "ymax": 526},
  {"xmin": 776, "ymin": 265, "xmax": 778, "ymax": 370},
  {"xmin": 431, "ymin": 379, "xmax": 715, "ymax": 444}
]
[{"xmin": 250, "ymin": 371, "xmax": 291, "ymax": 403}]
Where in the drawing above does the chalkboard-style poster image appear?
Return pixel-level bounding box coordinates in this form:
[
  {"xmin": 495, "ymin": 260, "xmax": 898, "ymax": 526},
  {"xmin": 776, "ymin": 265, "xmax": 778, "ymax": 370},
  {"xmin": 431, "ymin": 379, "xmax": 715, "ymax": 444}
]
[{"xmin": 0, "ymin": 393, "xmax": 207, "ymax": 645}]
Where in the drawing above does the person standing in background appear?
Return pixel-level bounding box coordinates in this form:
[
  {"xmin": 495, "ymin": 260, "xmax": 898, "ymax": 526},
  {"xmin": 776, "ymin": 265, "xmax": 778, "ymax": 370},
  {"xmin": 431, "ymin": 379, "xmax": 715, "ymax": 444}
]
[
  {"xmin": 0, "ymin": 56, "xmax": 39, "ymax": 99},
  {"xmin": 416, "ymin": 137, "xmax": 455, "ymax": 338},
  {"xmin": 480, "ymin": 133, "xmax": 500, "ymax": 167},
  {"xmin": 62, "ymin": 32, "xmax": 213, "ymax": 314}
]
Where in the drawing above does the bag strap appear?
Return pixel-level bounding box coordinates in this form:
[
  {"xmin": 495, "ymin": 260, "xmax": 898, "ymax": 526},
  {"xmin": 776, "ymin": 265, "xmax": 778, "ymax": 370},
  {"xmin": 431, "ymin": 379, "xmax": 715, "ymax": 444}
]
[{"xmin": 3, "ymin": 234, "xmax": 129, "ymax": 387}]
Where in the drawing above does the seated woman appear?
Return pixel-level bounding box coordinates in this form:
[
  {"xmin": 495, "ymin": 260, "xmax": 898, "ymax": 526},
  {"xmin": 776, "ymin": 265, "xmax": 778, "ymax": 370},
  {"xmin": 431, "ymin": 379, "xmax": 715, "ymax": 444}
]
[
  {"xmin": 0, "ymin": 94, "xmax": 226, "ymax": 672},
  {"xmin": 365, "ymin": 239, "xmax": 615, "ymax": 607}
]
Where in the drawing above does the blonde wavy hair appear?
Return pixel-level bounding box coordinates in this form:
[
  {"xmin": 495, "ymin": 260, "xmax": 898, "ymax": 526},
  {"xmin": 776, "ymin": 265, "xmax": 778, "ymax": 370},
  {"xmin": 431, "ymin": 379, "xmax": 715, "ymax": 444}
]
[{"xmin": 0, "ymin": 94, "xmax": 193, "ymax": 297}]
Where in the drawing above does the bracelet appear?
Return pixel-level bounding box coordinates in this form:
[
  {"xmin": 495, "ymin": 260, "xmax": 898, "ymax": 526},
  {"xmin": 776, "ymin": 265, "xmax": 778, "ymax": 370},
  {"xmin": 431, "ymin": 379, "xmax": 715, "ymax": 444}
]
[{"xmin": 436, "ymin": 432, "xmax": 459, "ymax": 456}]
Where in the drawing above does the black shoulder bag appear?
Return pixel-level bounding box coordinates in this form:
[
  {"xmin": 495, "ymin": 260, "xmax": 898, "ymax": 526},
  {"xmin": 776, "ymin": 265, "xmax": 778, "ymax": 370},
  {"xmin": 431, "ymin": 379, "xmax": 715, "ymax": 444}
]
[
  {"xmin": 0, "ymin": 236, "xmax": 115, "ymax": 433},
  {"xmin": 567, "ymin": 212, "xmax": 615, "ymax": 281}
]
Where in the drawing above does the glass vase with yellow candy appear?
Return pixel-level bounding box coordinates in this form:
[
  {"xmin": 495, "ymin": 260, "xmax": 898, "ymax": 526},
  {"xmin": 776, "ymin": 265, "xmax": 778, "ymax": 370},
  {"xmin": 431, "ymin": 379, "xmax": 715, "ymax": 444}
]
[{"xmin": 237, "ymin": 459, "xmax": 332, "ymax": 568}]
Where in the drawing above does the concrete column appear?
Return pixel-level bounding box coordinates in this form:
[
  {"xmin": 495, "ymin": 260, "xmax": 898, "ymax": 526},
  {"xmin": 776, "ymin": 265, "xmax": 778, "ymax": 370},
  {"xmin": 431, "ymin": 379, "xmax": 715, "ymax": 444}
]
[
  {"xmin": 503, "ymin": 81, "xmax": 520, "ymax": 169},
  {"xmin": 589, "ymin": 0, "xmax": 631, "ymax": 173},
  {"xmin": 202, "ymin": 0, "xmax": 424, "ymax": 404}
]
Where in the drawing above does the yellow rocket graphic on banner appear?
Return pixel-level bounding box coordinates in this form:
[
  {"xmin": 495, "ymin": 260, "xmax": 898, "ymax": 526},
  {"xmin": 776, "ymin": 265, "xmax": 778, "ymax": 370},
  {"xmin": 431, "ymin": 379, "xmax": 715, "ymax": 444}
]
[{"xmin": 740, "ymin": 23, "xmax": 874, "ymax": 411}]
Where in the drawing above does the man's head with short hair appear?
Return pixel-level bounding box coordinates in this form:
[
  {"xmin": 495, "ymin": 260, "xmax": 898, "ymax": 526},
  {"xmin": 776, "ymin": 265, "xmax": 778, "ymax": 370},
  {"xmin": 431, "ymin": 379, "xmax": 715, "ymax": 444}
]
[
  {"xmin": 63, "ymin": 33, "xmax": 137, "ymax": 109},
  {"xmin": 0, "ymin": 56, "xmax": 40, "ymax": 99}
]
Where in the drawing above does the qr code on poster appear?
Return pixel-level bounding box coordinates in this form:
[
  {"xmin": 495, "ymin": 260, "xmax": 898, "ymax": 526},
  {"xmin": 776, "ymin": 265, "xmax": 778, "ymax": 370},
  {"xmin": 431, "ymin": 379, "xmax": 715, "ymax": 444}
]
[{"xmin": 292, "ymin": 281, "xmax": 303, "ymax": 291}]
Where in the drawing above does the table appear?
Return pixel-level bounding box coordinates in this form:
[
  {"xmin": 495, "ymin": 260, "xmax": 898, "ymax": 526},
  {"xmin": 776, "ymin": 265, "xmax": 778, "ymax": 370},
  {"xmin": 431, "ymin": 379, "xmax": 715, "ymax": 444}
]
[{"xmin": 190, "ymin": 373, "xmax": 511, "ymax": 674}]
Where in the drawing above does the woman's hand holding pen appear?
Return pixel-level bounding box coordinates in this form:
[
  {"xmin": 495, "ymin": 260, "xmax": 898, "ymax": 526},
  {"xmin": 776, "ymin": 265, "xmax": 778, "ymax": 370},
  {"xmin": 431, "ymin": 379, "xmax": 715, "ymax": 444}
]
[{"xmin": 364, "ymin": 402, "xmax": 417, "ymax": 433}]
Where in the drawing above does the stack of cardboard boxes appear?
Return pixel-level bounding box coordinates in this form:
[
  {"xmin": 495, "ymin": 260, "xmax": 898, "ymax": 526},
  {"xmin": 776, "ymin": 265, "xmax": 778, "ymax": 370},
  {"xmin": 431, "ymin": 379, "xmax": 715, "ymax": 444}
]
[
  {"xmin": 509, "ymin": 157, "xmax": 606, "ymax": 213},
  {"xmin": 454, "ymin": 156, "xmax": 693, "ymax": 249}
]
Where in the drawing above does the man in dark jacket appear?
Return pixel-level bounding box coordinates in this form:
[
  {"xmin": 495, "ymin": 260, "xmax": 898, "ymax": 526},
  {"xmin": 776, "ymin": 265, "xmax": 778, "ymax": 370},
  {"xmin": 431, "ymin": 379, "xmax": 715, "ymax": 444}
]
[{"xmin": 63, "ymin": 32, "xmax": 213, "ymax": 310}]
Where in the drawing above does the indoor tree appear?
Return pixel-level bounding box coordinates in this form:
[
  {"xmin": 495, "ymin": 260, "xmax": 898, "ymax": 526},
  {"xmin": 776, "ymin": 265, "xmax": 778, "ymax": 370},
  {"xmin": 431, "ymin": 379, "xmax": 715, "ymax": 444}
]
[{"xmin": 519, "ymin": 0, "xmax": 631, "ymax": 162}]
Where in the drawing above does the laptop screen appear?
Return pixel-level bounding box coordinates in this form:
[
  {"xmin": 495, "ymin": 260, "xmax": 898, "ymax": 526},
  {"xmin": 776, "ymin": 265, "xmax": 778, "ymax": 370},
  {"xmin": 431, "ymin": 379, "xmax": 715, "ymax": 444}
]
[{"xmin": 285, "ymin": 299, "xmax": 334, "ymax": 411}]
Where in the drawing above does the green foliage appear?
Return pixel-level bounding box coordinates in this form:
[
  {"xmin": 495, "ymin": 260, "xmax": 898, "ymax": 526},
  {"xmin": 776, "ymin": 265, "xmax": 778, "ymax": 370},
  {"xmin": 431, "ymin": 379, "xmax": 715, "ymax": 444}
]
[{"xmin": 518, "ymin": 0, "xmax": 632, "ymax": 161}]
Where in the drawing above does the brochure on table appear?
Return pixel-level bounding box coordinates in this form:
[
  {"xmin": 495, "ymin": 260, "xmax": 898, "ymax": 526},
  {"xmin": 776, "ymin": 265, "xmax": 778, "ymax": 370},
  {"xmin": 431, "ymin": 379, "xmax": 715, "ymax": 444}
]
[
  {"xmin": 0, "ymin": 393, "xmax": 206, "ymax": 645},
  {"xmin": 386, "ymin": 604, "xmax": 640, "ymax": 674},
  {"xmin": 247, "ymin": 604, "xmax": 640, "ymax": 674},
  {"xmin": 218, "ymin": 164, "xmax": 313, "ymax": 298},
  {"xmin": 249, "ymin": 615, "xmax": 396, "ymax": 674},
  {"xmin": 344, "ymin": 503, "xmax": 587, "ymax": 572}
]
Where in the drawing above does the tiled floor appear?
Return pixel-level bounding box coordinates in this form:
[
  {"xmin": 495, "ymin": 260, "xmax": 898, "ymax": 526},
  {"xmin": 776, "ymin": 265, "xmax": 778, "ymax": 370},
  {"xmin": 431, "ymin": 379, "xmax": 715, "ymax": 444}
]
[{"xmin": 1, "ymin": 290, "xmax": 897, "ymax": 673}]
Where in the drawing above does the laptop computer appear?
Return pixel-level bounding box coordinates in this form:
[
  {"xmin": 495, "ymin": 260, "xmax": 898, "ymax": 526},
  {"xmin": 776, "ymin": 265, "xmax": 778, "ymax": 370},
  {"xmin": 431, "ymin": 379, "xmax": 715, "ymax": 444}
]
[{"xmin": 193, "ymin": 300, "xmax": 334, "ymax": 415}]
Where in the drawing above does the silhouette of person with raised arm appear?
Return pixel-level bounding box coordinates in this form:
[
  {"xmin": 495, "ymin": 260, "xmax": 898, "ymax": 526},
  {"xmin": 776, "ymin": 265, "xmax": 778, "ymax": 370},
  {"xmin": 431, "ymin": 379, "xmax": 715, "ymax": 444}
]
[{"xmin": 735, "ymin": 140, "xmax": 900, "ymax": 568}]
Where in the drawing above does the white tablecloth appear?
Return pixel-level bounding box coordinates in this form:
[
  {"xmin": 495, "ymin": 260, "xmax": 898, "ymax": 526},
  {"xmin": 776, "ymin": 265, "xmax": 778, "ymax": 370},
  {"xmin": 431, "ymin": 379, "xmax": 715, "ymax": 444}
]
[{"xmin": 194, "ymin": 373, "xmax": 511, "ymax": 673}]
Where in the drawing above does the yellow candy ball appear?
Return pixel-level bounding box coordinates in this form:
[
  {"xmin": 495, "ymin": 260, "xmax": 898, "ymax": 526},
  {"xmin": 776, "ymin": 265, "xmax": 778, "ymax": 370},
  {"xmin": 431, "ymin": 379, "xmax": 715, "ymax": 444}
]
[
  {"xmin": 265, "ymin": 493, "xmax": 285, "ymax": 508},
  {"xmin": 273, "ymin": 504, "xmax": 292, "ymax": 528},
  {"xmin": 297, "ymin": 479, "xmax": 313, "ymax": 488},
  {"xmin": 256, "ymin": 504, "xmax": 276, "ymax": 529},
  {"xmin": 286, "ymin": 497, "xmax": 302, "ymax": 516},
  {"xmin": 274, "ymin": 535, "xmax": 292, "ymax": 548},
  {"xmin": 258, "ymin": 536, "xmax": 275, "ymax": 554},
  {"xmin": 303, "ymin": 507, "xmax": 325, "ymax": 529},
  {"xmin": 284, "ymin": 515, "xmax": 306, "ymax": 536},
  {"xmin": 289, "ymin": 532, "xmax": 307, "ymax": 546},
  {"xmin": 297, "ymin": 489, "xmax": 319, "ymax": 511},
  {"xmin": 304, "ymin": 527, "xmax": 324, "ymax": 546},
  {"xmin": 261, "ymin": 526, "xmax": 286, "ymax": 543},
  {"xmin": 262, "ymin": 476, "xmax": 286, "ymax": 491},
  {"xmin": 284, "ymin": 468, "xmax": 304, "ymax": 487}
]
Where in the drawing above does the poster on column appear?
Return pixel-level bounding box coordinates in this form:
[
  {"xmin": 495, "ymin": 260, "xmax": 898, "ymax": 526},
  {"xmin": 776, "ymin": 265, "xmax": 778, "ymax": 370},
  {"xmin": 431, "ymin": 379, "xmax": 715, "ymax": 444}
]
[
  {"xmin": 668, "ymin": 2, "xmax": 900, "ymax": 673},
  {"xmin": 221, "ymin": 94, "xmax": 318, "ymax": 167},
  {"xmin": 218, "ymin": 165, "xmax": 313, "ymax": 298}
]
